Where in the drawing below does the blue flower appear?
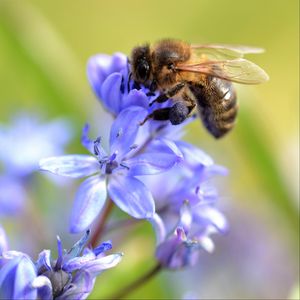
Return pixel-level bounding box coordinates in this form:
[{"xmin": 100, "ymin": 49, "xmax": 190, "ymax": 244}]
[
  {"xmin": 40, "ymin": 106, "xmax": 183, "ymax": 233},
  {"xmin": 0, "ymin": 113, "xmax": 73, "ymax": 176},
  {"xmin": 0, "ymin": 225, "xmax": 8, "ymax": 257},
  {"xmin": 0, "ymin": 113, "xmax": 73, "ymax": 216},
  {"xmin": 147, "ymin": 142, "xmax": 228, "ymax": 269},
  {"xmin": 0, "ymin": 230, "xmax": 122, "ymax": 300}
]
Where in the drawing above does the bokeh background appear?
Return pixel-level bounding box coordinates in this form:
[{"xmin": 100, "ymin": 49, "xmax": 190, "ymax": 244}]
[{"xmin": 0, "ymin": 0, "xmax": 299, "ymax": 299}]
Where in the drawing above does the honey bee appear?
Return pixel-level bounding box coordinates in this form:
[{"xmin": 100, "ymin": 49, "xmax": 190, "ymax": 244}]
[{"xmin": 130, "ymin": 39, "xmax": 269, "ymax": 138}]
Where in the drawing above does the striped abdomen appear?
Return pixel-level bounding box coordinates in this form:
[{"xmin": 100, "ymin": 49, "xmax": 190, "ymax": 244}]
[{"xmin": 189, "ymin": 77, "xmax": 238, "ymax": 138}]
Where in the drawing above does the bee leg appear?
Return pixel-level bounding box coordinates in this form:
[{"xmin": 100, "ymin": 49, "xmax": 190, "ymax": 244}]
[
  {"xmin": 140, "ymin": 108, "xmax": 171, "ymax": 125},
  {"xmin": 140, "ymin": 101, "xmax": 192, "ymax": 126},
  {"xmin": 149, "ymin": 82, "xmax": 185, "ymax": 106},
  {"xmin": 169, "ymin": 102, "xmax": 190, "ymax": 125}
]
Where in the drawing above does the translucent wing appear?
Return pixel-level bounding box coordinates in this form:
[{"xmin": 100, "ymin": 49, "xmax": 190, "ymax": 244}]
[
  {"xmin": 176, "ymin": 58, "xmax": 269, "ymax": 84},
  {"xmin": 190, "ymin": 44, "xmax": 265, "ymax": 60}
]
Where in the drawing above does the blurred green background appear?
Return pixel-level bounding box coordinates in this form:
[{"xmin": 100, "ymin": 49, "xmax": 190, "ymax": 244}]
[{"xmin": 0, "ymin": 0, "xmax": 299, "ymax": 299}]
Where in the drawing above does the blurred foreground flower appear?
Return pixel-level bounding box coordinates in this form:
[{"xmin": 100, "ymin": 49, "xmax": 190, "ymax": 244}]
[
  {"xmin": 0, "ymin": 113, "xmax": 73, "ymax": 216},
  {"xmin": 0, "ymin": 229, "xmax": 122, "ymax": 299}
]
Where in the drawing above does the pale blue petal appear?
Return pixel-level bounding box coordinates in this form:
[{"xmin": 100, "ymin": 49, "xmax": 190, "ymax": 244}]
[
  {"xmin": 0, "ymin": 176, "xmax": 26, "ymax": 216},
  {"xmin": 149, "ymin": 213, "xmax": 166, "ymax": 245},
  {"xmin": 101, "ymin": 73, "xmax": 123, "ymax": 115},
  {"xmin": 193, "ymin": 205, "xmax": 228, "ymax": 233},
  {"xmin": 81, "ymin": 124, "xmax": 107, "ymax": 159},
  {"xmin": 178, "ymin": 202, "xmax": 193, "ymax": 233},
  {"xmin": 93, "ymin": 241, "xmax": 112, "ymax": 256},
  {"xmin": 63, "ymin": 252, "xmax": 95, "ymax": 272},
  {"xmin": 108, "ymin": 175, "xmax": 155, "ymax": 219},
  {"xmin": 63, "ymin": 231, "xmax": 91, "ymax": 264},
  {"xmin": 126, "ymin": 139, "xmax": 182, "ymax": 176},
  {"xmin": 39, "ymin": 155, "xmax": 99, "ymax": 178},
  {"xmin": 32, "ymin": 276, "xmax": 53, "ymax": 300},
  {"xmin": 83, "ymin": 253, "xmax": 123, "ymax": 277},
  {"xmin": 70, "ymin": 175, "xmax": 107, "ymax": 233},
  {"xmin": 0, "ymin": 255, "xmax": 37, "ymax": 299},
  {"xmin": 87, "ymin": 53, "xmax": 127, "ymax": 99},
  {"xmin": 0, "ymin": 225, "xmax": 8, "ymax": 255},
  {"xmin": 175, "ymin": 141, "xmax": 214, "ymax": 166},
  {"xmin": 109, "ymin": 106, "xmax": 148, "ymax": 160},
  {"xmin": 121, "ymin": 89, "xmax": 149, "ymax": 110},
  {"xmin": 36, "ymin": 250, "xmax": 51, "ymax": 272},
  {"xmin": 56, "ymin": 270, "xmax": 94, "ymax": 300}
]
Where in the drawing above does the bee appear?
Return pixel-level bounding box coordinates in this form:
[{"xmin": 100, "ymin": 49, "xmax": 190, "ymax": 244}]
[{"xmin": 130, "ymin": 39, "xmax": 269, "ymax": 138}]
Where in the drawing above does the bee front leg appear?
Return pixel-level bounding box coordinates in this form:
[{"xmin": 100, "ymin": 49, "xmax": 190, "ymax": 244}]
[{"xmin": 149, "ymin": 82, "xmax": 185, "ymax": 106}]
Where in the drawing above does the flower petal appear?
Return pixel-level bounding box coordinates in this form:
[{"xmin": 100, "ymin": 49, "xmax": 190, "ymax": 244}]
[
  {"xmin": 93, "ymin": 241, "xmax": 112, "ymax": 256},
  {"xmin": 193, "ymin": 205, "xmax": 228, "ymax": 233},
  {"xmin": 108, "ymin": 175, "xmax": 155, "ymax": 219},
  {"xmin": 64, "ymin": 230, "xmax": 91, "ymax": 263},
  {"xmin": 175, "ymin": 141, "xmax": 214, "ymax": 167},
  {"xmin": 32, "ymin": 275, "xmax": 53, "ymax": 300},
  {"xmin": 109, "ymin": 107, "xmax": 148, "ymax": 159},
  {"xmin": 36, "ymin": 250, "xmax": 51, "ymax": 273},
  {"xmin": 56, "ymin": 270, "xmax": 94, "ymax": 300},
  {"xmin": 70, "ymin": 175, "xmax": 107, "ymax": 233},
  {"xmin": 101, "ymin": 73, "xmax": 123, "ymax": 115},
  {"xmin": 87, "ymin": 53, "xmax": 127, "ymax": 99},
  {"xmin": 0, "ymin": 225, "xmax": 8, "ymax": 255},
  {"xmin": 39, "ymin": 155, "xmax": 99, "ymax": 178},
  {"xmin": 63, "ymin": 251, "xmax": 95, "ymax": 272},
  {"xmin": 0, "ymin": 255, "xmax": 37, "ymax": 299},
  {"xmin": 83, "ymin": 253, "xmax": 123, "ymax": 277},
  {"xmin": 126, "ymin": 139, "xmax": 183, "ymax": 176},
  {"xmin": 121, "ymin": 89, "xmax": 149, "ymax": 110},
  {"xmin": 0, "ymin": 176, "xmax": 26, "ymax": 216},
  {"xmin": 149, "ymin": 213, "xmax": 166, "ymax": 245}
]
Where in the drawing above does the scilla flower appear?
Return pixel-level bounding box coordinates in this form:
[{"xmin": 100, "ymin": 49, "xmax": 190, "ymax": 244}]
[
  {"xmin": 40, "ymin": 106, "xmax": 183, "ymax": 233},
  {"xmin": 147, "ymin": 142, "xmax": 228, "ymax": 269},
  {"xmin": 0, "ymin": 230, "xmax": 122, "ymax": 300},
  {"xmin": 0, "ymin": 113, "xmax": 73, "ymax": 216}
]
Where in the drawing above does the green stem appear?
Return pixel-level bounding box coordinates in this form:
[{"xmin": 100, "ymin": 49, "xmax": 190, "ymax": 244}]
[{"xmin": 89, "ymin": 199, "xmax": 114, "ymax": 248}]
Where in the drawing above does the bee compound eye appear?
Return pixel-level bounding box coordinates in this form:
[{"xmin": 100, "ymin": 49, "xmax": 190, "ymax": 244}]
[
  {"xmin": 137, "ymin": 61, "xmax": 150, "ymax": 81},
  {"xmin": 167, "ymin": 63, "xmax": 174, "ymax": 70}
]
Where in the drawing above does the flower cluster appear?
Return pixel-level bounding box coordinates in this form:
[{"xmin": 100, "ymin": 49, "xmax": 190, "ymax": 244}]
[
  {"xmin": 40, "ymin": 52, "xmax": 228, "ymax": 268},
  {"xmin": 0, "ymin": 229, "xmax": 122, "ymax": 299},
  {"xmin": 1, "ymin": 49, "xmax": 229, "ymax": 299}
]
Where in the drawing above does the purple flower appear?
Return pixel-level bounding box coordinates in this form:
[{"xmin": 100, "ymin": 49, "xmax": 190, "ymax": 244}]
[
  {"xmin": 0, "ymin": 113, "xmax": 73, "ymax": 176},
  {"xmin": 0, "ymin": 176, "xmax": 27, "ymax": 216},
  {"xmin": 0, "ymin": 230, "xmax": 122, "ymax": 300},
  {"xmin": 0, "ymin": 225, "xmax": 8, "ymax": 256},
  {"xmin": 0, "ymin": 113, "xmax": 73, "ymax": 216},
  {"xmin": 146, "ymin": 142, "xmax": 228, "ymax": 269},
  {"xmin": 40, "ymin": 106, "xmax": 183, "ymax": 233}
]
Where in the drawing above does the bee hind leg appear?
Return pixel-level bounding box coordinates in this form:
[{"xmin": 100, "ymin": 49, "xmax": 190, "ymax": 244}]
[
  {"xmin": 139, "ymin": 108, "xmax": 171, "ymax": 125},
  {"xmin": 149, "ymin": 82, "xmax": 185, "ymax": 106},
  {"xmin": 140, "ymin": 102, "xmax": 192, "ymax": 126}
]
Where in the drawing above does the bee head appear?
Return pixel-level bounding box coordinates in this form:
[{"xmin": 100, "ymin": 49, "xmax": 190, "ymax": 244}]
[{"xmin": 131, "ymin": 45, "xmax": 152, "ymax": 84}]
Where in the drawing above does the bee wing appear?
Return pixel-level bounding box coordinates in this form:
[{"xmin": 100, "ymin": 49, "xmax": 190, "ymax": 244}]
[
  {"xmin": 176, "ymin": 58, "xmax": 269, "ymax": 84},
  {"xmin": 191, "ymin": 44, "xmax": 265, "ymax": 60}
]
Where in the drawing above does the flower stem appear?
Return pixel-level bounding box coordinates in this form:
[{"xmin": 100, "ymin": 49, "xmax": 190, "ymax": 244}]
[
  {"xmin": 109, "ymin": 263, "xmax": 162, "ymax": 299},
  {"xmin": 90, "ymin": 199, "xmax": 114, "ymax": 248}
]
